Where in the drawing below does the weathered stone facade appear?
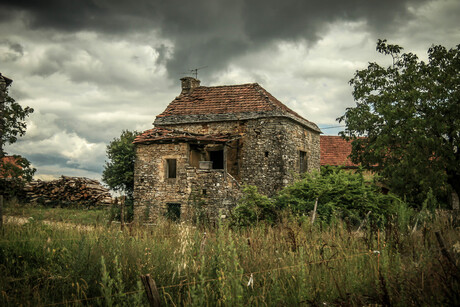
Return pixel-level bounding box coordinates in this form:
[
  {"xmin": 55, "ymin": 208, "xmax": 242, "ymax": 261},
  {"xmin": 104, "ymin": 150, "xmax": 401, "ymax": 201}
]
[
  {"xmin": 134, "ymin": 140, "xmax": 242, "ymax": 222},
  {"xmin": 158, "ymin": 117, "xmax": 320, "ymax": 196},
  {"xmin": 134, "ymin": 78, "xmax": 321, "ymax": 222}
]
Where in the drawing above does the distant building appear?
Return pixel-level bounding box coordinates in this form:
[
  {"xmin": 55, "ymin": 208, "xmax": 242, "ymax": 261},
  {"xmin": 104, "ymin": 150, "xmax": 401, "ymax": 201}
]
[
  {"xmin": 320, "ymin": 136, "xmax": 357, "ymax": 168},
  {"xmin": 0, "ymin": 156, "xmax": 22, "ymax": 179}
]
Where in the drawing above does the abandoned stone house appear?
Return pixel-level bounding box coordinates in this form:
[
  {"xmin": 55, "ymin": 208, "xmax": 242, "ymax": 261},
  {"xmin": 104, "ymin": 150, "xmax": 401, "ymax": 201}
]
[{"xmin": 133, "ymin": 77, "xmax": 321, "ymax": 222}]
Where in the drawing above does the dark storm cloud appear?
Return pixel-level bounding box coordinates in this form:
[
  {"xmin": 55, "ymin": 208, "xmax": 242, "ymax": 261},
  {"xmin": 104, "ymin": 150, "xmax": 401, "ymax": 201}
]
[{"xmin": 2, "ymin": 0, "xmax": 429, "ymax": 78}]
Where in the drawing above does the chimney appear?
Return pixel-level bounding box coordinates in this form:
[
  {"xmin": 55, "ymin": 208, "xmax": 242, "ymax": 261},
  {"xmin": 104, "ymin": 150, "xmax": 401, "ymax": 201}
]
[{"xmin": 180, "ymin": 77, "xmax": 200, "ymax": 95}]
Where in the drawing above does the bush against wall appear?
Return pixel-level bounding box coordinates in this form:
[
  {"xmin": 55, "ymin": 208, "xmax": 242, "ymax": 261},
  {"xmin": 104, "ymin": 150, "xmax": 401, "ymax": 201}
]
[
  {"xmin": 276, "ymin": 166, "xmax": 400, "ymax": 225},
  {"xmin": 231, "ymin": 167, "xmax": 403, "ymax": 226},
  {"xmin": 230, "ymin": 185, "xmax": 279, "ymax": 226}
]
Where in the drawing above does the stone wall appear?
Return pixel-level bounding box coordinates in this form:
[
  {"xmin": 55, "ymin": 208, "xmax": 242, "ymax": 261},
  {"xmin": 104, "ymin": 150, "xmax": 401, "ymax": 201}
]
[
  {"xmin": 134, "ymin": 142, "xmax": 242, "ymax": 222},
  {"xmin": 134, "ymin": 142, "xmax": 191, "ymax": 221},
  {"xmin": 159, "ymin": 117, "xmax": 321, "ymax": 196},
  {"xmin": 134, "ymin": 116, "xmax": 321, "ymax": 222},
  {"xmin": 239, "ymin": 117, "xmax": 320, "ymax": 196},
  {"xmin": 187, "ymin": 170, "xmax": 241, "ymax": 223}
]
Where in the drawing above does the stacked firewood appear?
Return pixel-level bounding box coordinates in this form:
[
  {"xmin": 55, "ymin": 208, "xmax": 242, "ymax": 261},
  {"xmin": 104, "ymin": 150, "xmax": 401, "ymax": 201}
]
[{"xmin": 24, "ymin": 176, "xmax": 113, "ymax": 206}]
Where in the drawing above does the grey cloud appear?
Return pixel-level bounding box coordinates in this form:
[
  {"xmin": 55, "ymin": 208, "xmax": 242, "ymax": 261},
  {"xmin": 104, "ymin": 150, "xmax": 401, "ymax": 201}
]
[
  {"xmin": 155, "ymin": 44, "xmax": 172, "ymax": 66},
  {"xmin": 26, "ymin": 153, "xmax": 77, "ymax": 169},
  {"xmin": 2, "ymin": 0, "xmax": 430, "ymax": 79},
  {"xmin": 9, "ymin": 41, "xmax": 24, "ymax": 55},
  {"xmin": 0, "ymin": 40, "xmax": 24, "ymax": 62}
]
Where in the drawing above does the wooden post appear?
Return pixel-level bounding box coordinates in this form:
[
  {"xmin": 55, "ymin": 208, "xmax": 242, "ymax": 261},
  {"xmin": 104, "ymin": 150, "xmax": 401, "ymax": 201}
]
[
  {"xmin": 311, "ymin": 197, "xmax": 318, "ymax": 224},
  {"xmin": 223, "ymin": 144, "xmax": 227, "ymax": 181},
  {"xmin": 200, "ymin": 232, "xmax": 207, "ymax": 254},
  {"xmin": 120, "ymin": 196, "xmax": 125, "ymax": 230},
  {"xmin": 435, "ymin": 231, "xmax": 460, "ymax": 276},
  {"xmin": 452, "ymin": 191, "xmax": 459, "ymax": 210},
  {"xmin": 0, "ymin": 195, "xmax": 3, "ymax": 230},
  {"xmin": 357, "ymin": 210, "xmax": 372, "ymax": 232},
  {"xmin": 377, "ymin": 228, "xmax": 380, "ymax": 272},
  {"xmin": 141, "ymin": 274, "xmax": 161, "ymax": 307}
]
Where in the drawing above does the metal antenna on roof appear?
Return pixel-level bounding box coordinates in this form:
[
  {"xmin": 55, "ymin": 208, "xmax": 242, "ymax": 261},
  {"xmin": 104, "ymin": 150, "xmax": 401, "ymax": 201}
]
[{"xmin": 189, "ymin": 66, "xmax": 207, "ymax": 79}]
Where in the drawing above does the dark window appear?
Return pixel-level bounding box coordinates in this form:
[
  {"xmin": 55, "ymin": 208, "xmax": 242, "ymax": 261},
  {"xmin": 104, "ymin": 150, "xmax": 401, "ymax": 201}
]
[
  {"xmin": 265, "ymin": 151, "xmax": 269, "ymax": 158},
  {"xmin": 210, "ymin": 150, "xmax": 224, "ymax": 169},
  {"xmin": 165, "ymin": 203, "xmax": 181, "ymax": 221},
  {"xmin": 299, "ymin": 151, "xmax": 308, "ymax": 173},
  {"xmin": 166, "ymin": 159, "xmax": 177, "ymax": 178}
]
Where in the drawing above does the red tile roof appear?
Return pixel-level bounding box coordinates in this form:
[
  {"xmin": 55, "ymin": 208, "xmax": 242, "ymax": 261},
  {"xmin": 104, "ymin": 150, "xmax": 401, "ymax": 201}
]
[
  {"xmin": 155, "ymin": 83, "xmax": 320, "ymax": 132},
  {"xmin": 320, "ymin": 136, "xmax": 358, "ymax": 167},
  {"xmin": 134, "ymin": 127, "xmax": 237, "ymax": 144},
  {"xmin": 1, "ymin": 156, "xmax": 22, "ymax": 178}
]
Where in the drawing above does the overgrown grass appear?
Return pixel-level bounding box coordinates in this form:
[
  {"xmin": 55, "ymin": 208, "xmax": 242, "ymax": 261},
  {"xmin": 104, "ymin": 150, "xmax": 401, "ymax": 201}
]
[
  {"xmin": 3, "ymin": 200, "xmax": 110, "ymax": 226},
  {"xmin": 1, "ymin": 207, "xmax": 459, "ymax": 306}
]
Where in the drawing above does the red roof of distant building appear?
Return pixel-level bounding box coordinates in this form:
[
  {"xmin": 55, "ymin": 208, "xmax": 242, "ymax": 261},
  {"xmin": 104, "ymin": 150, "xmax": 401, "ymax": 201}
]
[
  {"xmin": 320, "ymin": 136, "xmax": 358, "ymax": 167},
  {"xmin": 1, "ymin": 156, "xmax": 22, "ymax": 178},
  {"xmin": 134, "ymin": 127, "xmax": 237, "ymax": 144},
  {"xmin": 155, "ymin": 82, "xmax": 320, "ymax": 132}
]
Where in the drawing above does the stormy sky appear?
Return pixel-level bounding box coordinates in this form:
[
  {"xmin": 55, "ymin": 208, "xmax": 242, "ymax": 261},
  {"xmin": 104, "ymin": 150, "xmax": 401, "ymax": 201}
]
[{"xmin": 1, "ymin": 0, "xmax": 459, "ymax": 182}]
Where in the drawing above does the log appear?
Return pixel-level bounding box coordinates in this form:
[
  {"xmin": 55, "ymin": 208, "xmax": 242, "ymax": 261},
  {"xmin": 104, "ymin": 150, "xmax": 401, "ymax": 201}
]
[{"xmin": 23, "ymin": 176, "xmax": 113, "ymax": 206}]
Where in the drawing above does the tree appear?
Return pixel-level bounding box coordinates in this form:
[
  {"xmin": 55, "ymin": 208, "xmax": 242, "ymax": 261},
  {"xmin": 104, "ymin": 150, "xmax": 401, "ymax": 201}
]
[
  {"xmin": 0, "ymin": 75, "xmax": 35, "ymax": 199},
  {"xmin": 338, "ymin": 40, "xmax": 460, "ymax": 207},
  {"xmin": 0, "ymin": 75, "xmax": 34, "ymax": 158},
  {"xmin": 102, "ymin": 130, "xmax": 138, "ymax": 198}
]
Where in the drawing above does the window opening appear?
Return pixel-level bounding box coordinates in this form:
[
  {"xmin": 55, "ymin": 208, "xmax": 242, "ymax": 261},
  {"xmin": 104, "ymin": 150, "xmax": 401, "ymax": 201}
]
[
  {"xmin": 189, "ymin": 144, "xmax": 205, "ymax": 168},
  {"xmin": 166, "ymin": 159, "xmax": 177, "ymax": 178},
  {"xmin": 265, "ymin": 151, "xmax": 269, "ymax": 158},
  {"xmin": 299, "ymin": 151, "xmax": 308, "ymax": 173},
  {"xmin": 210, "ymin": 150, "xmax": 224, "ymax": 169},
  {"xmin": 165, "ymin": 203, "xmax": 181, "ymax": 221}
]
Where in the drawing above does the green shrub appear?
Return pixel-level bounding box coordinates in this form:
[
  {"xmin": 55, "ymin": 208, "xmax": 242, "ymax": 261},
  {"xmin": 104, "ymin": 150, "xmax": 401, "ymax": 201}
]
[
  {"xmin": 276, "ymin": 166, "xmax": 401, "ymax": 226},
  {"xmin": 230, "ymin": 185, "xmax": 279, "ymax": 226}
]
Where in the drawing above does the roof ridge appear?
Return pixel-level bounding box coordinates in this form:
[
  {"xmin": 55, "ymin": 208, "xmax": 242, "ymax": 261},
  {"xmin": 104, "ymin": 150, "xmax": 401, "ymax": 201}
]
[
  {"xmin": 155, "ymin": 81, "xmax": 320, "ymax": 132},
  {"xmin": 195, "ymin": 83, "xmax": 258, "ymax": 89},
  {"xmin": 253, "ymin": 83, "xmax": 276, "ymax": 109}
]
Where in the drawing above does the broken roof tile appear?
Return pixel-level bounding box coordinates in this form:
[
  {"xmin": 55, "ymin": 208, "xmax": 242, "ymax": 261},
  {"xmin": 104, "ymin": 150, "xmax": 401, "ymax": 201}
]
[{"xmin": 133, "ymin": 127, "xmax": 237, "ymax": 144}]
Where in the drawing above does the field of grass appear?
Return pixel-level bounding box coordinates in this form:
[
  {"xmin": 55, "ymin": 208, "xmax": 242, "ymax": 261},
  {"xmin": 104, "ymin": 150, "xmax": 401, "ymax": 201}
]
[
  {"xmin": 1, "ymin": 203, "xmax": 459, "ymax": 306},
  {"xmin": 3, "ymin": 201, "xmax": 110, "ymax": 226}
]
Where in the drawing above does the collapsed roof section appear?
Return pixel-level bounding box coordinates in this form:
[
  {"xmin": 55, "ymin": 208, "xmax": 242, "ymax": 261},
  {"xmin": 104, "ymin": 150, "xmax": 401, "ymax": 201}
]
[{"xmin": 133, "ymin": 127, "xmax": 240, "ymax": 145}]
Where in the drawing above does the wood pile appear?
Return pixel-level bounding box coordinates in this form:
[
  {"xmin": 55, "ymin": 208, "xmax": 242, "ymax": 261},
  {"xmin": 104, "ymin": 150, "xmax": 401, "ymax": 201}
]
[{"xmin": 24, "ymin": 176, "xmax": 113, "ymax": 206}]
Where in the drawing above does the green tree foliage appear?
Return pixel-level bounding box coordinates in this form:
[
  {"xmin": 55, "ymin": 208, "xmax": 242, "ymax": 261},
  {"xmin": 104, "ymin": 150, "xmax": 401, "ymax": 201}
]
[
  {"xmin": 338, "ymin": 40, "xmax": 460, "ymax": 206},
  {"xmin": 1, "ymin": 84, "xmax": 35, "ymax": 198},
  {"xmin": 102, "ymin": 130, "xmax": 138, "ymax": 198},
  {"xmin": 276, "ymin": 166, "xmax": 399, "ymax": 225},
  {"xmin": 1, "ymin": 92, "xmax": 34, "ymax": 155}
]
